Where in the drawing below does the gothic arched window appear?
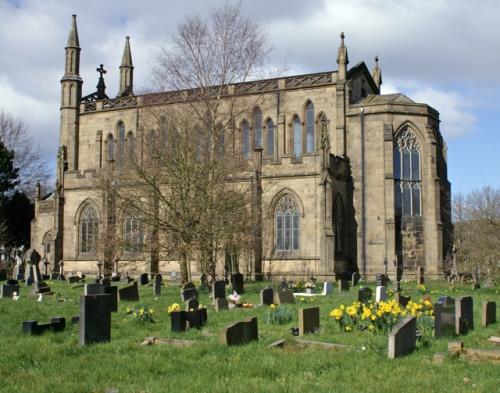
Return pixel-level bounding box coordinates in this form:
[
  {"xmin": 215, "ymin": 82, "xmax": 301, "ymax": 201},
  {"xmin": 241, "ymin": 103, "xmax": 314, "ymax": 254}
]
[
  {"xmin": 293, "ymin": 116, "xmax": 302, "ymax": 159},
  {"xmin": 123, "ymin": 214, "xmax": 144, "ymax": 254},
  {"xmin": 334, "ymin": 195, "xmax": 345, "ymax": 254},
  {"xmin": 242, "ymin": 120, "xmax": 250, "ymax": 160},
  {"xmin": 253, "ymin": 107, "xmax": 262, "ymax": 148},
  {"xmin": 394, "ymin": 127, "xmax": 421, "ymax": 216},
  {"xmin": 126, "ymin": 131, "xmax": 135, "ymax": 163},
  {"xmin": 106, "ymin": 134, "xmax": 115, "ymax": 162},
  {"xmin": 305, "ymin": 101, "xmax": 315, "ymax": 153},
  {"xmin": 275, "ymin": 194, "xmax": 300, "ymax": 251},
  {"xmin": 266, "ymin": 119, "xmax": 274, "ymax": 157},
  {"xmin": 117, "ymin": 121, "xmax": 126, "ymax": 165},
  {"xmin": 79, "ymin": 205, "xmax": 99, "ymax": 256}
]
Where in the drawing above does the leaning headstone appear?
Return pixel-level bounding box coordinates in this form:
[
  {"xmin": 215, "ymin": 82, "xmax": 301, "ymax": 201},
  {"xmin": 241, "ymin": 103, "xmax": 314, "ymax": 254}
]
[
  {"xmin": 231, "ymin": 273, "xmax": 244, "ymax": 294},
  {"xmin": 260, "ymin": 287, "xmax": 274, "ymax": 305},
  {"xmin": 456, "ymin": 296, "xmax": 474, "ymax": 335},
  {"xmin": 322, "ymin": 282, "xmax": 333, "ymax": 295},
  {"xmin": 0, "ymin": 283, "xmax": 19, "ymax": 298},
  {"xmin": 84, "ymin": 283, "xmax": 104, "ymax": 295},
  {"xmin": 375, "ymin": 286, "xmax": 387, "ymax": 302},
  {"xmin": 185, "ymin": 298, "xmax": 199, "ymax": 311},
  {"xmin": 388, "ymin": 316, "xmax": 417, "ymax": 359},
  {"xmin": 139, "ymin": 273, "xmax": 149, "ymax": 286},
  {"xmin": 118, "ymin": 282, "xmax": 139, "ymax": 302},
  {"xmin": 103, "ymin": 285, "xmax": 118, "ymax": 312},
  {"xmin": 358, "ymin": 287, "xmax": 373, "ymax": 303},
  {"xmin": 274, "ymin": 289, "xmax": 295, "ymax": 305},
  {"xmin": 394, "ymin": 292, "xmax": 411, "ymax": 307},
  {"xmin": 416, "ymin": 266, "xmax": 425, "ymax": 285},
  {"xmin": 434, "ymin": 296, "xmax": 456, "ymax": 338},
  {"xmin": 153, "ymin": 274, "xmax": 162, "ymax": 297},
  {"xmin": 482, "ymin": 301, "xmax": 497, "ymax": 327},
  {"xmin": 220, "ymin": 317, "xmax": 258, "ymax": 346},
  {"xmin": 298, "ymin": 307, "xmax": 320, "ymax": 336},
  {"xmin": 337, "ymin": 280, "xmax": 349, "ymax": 293},
  {"xmin": 215, "ymin": 298, "xmax": 229, "ymax": 312},
  {"xmin": 79, "ymin": 294, "xmax": 111, "ymax": 346},
  {"xmin": 212, "ymin": 280, "xmax": 226, "ymax": 302},
  {"xmin": 23, "ymin": 317, "xmax": 66, "ymax": 335}
]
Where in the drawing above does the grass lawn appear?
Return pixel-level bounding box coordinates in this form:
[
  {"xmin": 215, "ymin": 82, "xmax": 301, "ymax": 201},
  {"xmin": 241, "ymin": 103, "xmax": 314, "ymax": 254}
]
[{"xmin": 0, "ymin": 279, "xmax": 499, "ymax": 393}]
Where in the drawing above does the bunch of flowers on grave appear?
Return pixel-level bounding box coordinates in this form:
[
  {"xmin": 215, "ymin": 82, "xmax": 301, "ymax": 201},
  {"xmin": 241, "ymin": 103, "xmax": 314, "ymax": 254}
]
[
  {"xmin": 167, "ymin": 303, "xmax": 181, "ymax": 314},
  {"xmin": 228, "ymin": 291, "xmax": 241, "ymax": 304},
  {"xmin": 242, "ymin": 302, "xmax": 253, "ymax": 308},
  {"xmin": 286, "ymin": 279, "xmax": 305, "ymax": 292},
  {"xmin": 304, "ymin": 281, "xmax": 316, "ymax": 289},
  {"xmin": 265, "ymin": 304, "xmax": 294, "ymax": 325},
  {"xmin": 126, "ymin": 304, "xmax": 155, "ymax": 323}
]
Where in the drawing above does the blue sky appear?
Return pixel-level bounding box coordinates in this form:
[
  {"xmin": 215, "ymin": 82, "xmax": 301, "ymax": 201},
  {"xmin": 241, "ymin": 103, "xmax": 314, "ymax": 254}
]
[{"xmin": 0, "ymin": 0, "xmax": 499, "ymax": 195}]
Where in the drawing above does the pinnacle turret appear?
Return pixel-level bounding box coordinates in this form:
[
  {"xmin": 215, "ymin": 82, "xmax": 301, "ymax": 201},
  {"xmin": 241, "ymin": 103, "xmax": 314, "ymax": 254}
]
[
  {"xmin": 372, "ymin": 55, "xmax": 382, "ymax": 90},
  {"xmin": 118, "ymin": 36, "xmax": 134, "ymax": 97},
  {"xmin": 66, "ymin": 14, "xmax": 80, "ymax": 48},
  {"xmin": 336, "ymin": 32, "xmax": 349, "ymax": 81}
]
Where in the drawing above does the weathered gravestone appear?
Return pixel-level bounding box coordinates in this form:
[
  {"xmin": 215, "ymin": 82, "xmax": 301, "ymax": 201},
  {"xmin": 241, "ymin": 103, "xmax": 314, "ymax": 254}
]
[
  {"xmin": 0, "ymin": 283, "xmax": 19, "ymax": 298},
  {"xmin": 376, "ymin": 286, "xmax": 387, "ymax": 302},
  {"xmin": 171, "ymin": 311, "xmax": 187, "ymax": 332},
  {"xmin": 118, "ymin": 282, "xmax": 139, "ymax": 302},
  {"xmin": 376, "ymin": 273, "xmax": 387, "ymax": 287},
  {"xmin": 99, "ymin": 277, "xmax": 111, "ymax": 287},
  {"xmin": 181, "ymin": 282, "xmax": 199, "ymax": 301},
  {"xmin": 185, "ymin": 298, "xmax": 199, "ymax": 311},
  {"xmin": 299, "ymin": 307, "xmax": 320, "ymax": 335},
  {"xmin": 231, "ymin": 273, "xmax": 244, "ymax": 294},
  {"xmin": 220, "ymin": 317, "xmax": 258, "ymax": 346},
  {"xmin": 139, "ymin": 273, "xmax": 149, "ymax": 286},
  {"xmin": 260, "ymin": 287, "xmax": 274, "ymax": 305},
  {"xmin": 388, "ymin": 316, "xmax": 417, "ymax": 359},
  {"xmin": 358, "ymin": 287, "xmax": 372, "ymax": 303},
  {"xmin": 351, "ymin": 272, "xmax": 361, "ymax": 287},
  {"xmin": 186, "ymin": 308, "xmax": 208, "ymax": 329},
  {"xmin": 215, "ymin": 298, "xmax": 229, "ymax": 312},
  {"xmin": 23, "ymin": 317, "xmax": 66, "ymax": 335},
  {"xmin": 456, "ymin": 296, "xmax": 474, "ymax": 335},
  {"xmin": 416, "ymin": 266, "xmax": 425, "ymax": 285},
  {"xmin": 67, "ymin": 276, "xmax": 80, "ymax": 284},
  {"xmin": 394, "ymin": 292, "xmax": 411, "ymax": 307},
  {"xmin": 482, "ymin": 301, "xmax": 496, "ymax": 327},
  {"xmin": 153, "ymin": 274, "xmax": 162, "ymax": 297},
  {"xmin": 31, "ymin": 281, "xmax": 52, "ymax": 296},
  {"xmin": 274, "ymin": 289, "xmax": 295, "ymax": 305},
  {"xmin": 79, "ymin": 294, "xmax": 112, "ymax": 345},
  {"xmin": 434, "ymin": 296, "xmax": 456, "ymax": 337},
  {"xmin": 322, "ymin": 281, "xmax": 333, "ymax": 295},
  {"xmin": 84, "ymin": 283, "xmax": 104, "ymax": 295},
  {"xmin": 24, "ymin": 249, "xmax": 41, "ymax": 286},
  {"xmin": 212, "ymin": 280, "xmax": 226, "ymax": 303},
  {"xmin": 337, "ymin": 280, "xmax": 349, "ymax": 293},
  {"xmin": 103, "ymin": 285, "xmax": 118, "ymax": 312}
]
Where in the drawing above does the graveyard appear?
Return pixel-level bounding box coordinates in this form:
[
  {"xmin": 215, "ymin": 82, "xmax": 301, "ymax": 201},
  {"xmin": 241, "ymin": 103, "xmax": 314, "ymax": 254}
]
[{"xmin": 0, "ymin": 276, "xmax": 499, "ymax": 393}]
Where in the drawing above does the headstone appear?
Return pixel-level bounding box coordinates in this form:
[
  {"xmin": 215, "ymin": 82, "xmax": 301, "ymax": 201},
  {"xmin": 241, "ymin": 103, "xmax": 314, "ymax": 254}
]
[
  {"xmin": 182, "ymin": 287, "xmax": 198, "ymax": 302},
  {"xmin": 416, "ymin": 266, "xmax": 425, "ymax": 285},
  {"xmin": 274, "ymin": 289, "xmax": 295, "ymax": 305},
  {"xmin": 212, "ymin": 280, "xmax": 226, "ymax": 302},
  {"xmin": 456, "ymin": 296, "xmax": 474, "ymax": 335},
  {"xmin": 375, "ymin": 286, "xmax": 387, "ymax": 302},
  {"xmin": 298, "ymin": 307, "xmax": 320, "ymax": 335},
  {"xmin": 199, "ymin": 273, "xmax": 207, "ymax": 290},
  {"xmin": 394, "ymin": 292, "xmax": 411, "ymax": 307},
  {"xmin": 79, "ymin": 294, "xmax": 112, "ymax": 346},
  {"xmin": 67, "ymin": 276, "xmax": 80, "ymax": 284},
  {"xmin": 22, "ymin": 317, "xmax": 66, "ymax": 335},
  {"xmin": 139, "ymin": 273, "xmax": 149, "ymax": 286},
  {"xmin": 322, "ymin": 281, "xmax": 333, "ymax": 295},
  {"xmin": 31, "ymin": 281, "xmax": 51, "ymax": 295},
  {"xmin": 351, "ymin": 272, "xmax": 361, "ymax": 286},
  {"xmin": 260, "ymin": 287, "xmax": 274, "ymax": 305},
  {"xmin": 171, "ymin": 311, "xmax": 187, "ymax": 332},
  {"xmin": 153, "ymin": 274, "xmax": 162, "ymax": 297},
  {"xmin": 358, "ymin": 287, "xmax": 372, "ymax": 303},
  {"xmin": 388, "ymin": 316, "xmax": 417, "ymax": 358},
  {"xmin": 337, "ymin": 279, "xmax": 349, "ymax": 292},
  {"xmin": 215, "ymin": 298, "xmax": 229, "ymax": 311},
  {"xmin": 376, "ymin": 273, "xmax": 387, "ymax": 287},
  {"xmin": 434, "ymin": 296, "xmax": 456, "ymax": 338},
  {"xmin": 185, "ymin": 298, "xmax": 199, "ymax": 311},
  {"xmin": 186, "ymin": 308, "xmax": 207, "ymax": 329},
  {"xmin": 120, "ymin": 273, "xmax": 133, "ymax": 283},
  {"xmin": 231, "ymin": 273, "xmax": 244, "ymax": 294},
  {"xmin": 99, "ymin": 278, "xmax": 111, "ymax": 287},
  {"xmin": 118, "ymin": 282, "xmax": 139, "ymax": 302},
  {"xmin": 84, "ymin": 283, "xmax": 104, "ymax": 295},
  {"xmin": 220, "ymin": 317, "xmax": 258, "ymax": 346},
  {"xmin": 103, "ymin": 285, "xmax": 118, "ymax": 312},
  {"xmin": 0, "ymin": 283, "xmax": 19, "ymax": 298},
  {"xmin": 482, "ymin": 301, "xmax": 496, "ymax": 327},
  {"xmin": 0, "ymin": 270, "xmax": 7, "ymax": 281}
]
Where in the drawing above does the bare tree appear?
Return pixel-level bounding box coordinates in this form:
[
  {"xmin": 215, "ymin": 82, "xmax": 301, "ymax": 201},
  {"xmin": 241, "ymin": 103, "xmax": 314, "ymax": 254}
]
[{"xmin": 0, "ymin": 109, "xmax": 51, "ymax": 196}]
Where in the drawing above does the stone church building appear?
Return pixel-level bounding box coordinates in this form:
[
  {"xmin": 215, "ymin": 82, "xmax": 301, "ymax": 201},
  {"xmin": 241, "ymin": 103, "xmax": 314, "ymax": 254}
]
[{"xmin": 31, "ymin": 15, "xmax": 452, "ymax": 280}]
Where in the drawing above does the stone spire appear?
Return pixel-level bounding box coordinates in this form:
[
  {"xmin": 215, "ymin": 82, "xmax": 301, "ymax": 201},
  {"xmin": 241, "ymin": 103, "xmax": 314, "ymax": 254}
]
[
  {"xmin": 336, "ymin": 32, "xmax": 349, "ymax": 81},
  {"xmin": 372, "ymin": 55, "xmax": 382, "ymax": 90},
  {"xmin": 118, "ymin": 36, "xmax": 134, "ymax": 97},
  {"xmin": 64, "ymin": 15, "xmax": 81, "ymax": 76},
  {"xmin": 66, "ymin": 14, "xmax": 80, "ymax": 48}
]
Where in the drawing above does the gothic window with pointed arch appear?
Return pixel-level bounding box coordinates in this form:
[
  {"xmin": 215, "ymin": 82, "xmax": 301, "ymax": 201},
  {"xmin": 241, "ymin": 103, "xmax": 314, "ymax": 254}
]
[
  {"xmin": 293, "ymin": 116, "xmax": 302, "ymax": 159},
  {"xmin": 394, "ymin": 126, "xmax": 421, "ymax": 216},
  {"xmin": 334, "ymin": 195, "xmax": 345, "ymax": 254},
  {"xmin": 79, "ymin": 205, "xmax": 99, "ymax": 256},
  {"xmin": 305, "ymin": 101, "xmax": 315, "ymax": 153},
  {"xmin": 106, "ymin": 134, "xmax": 115, "ymax": 161},
  {"xmin": 123, "ymin": 214, "xmax": 144, "ymax": 254},
  {"xmin": 126, "ymin": 131, "xmax": 135, "ymax": 163},
  {"xmin": 266, "ymin": 119, "xmax": 274, "ymax": 157},
  {"xmin": 275, "ymin": 194, "xmax": 300, "ymax": 252},
  {"xmin": 241, "ymin": 120, "xmax": 250, "ymax": 160},
  {"xmin": 253, "ymin": 107, "xmax": 263, "ymax": 148},
  {"xmin": 117, "ymin": 121, "xmax": 126, "ymax": 166}
]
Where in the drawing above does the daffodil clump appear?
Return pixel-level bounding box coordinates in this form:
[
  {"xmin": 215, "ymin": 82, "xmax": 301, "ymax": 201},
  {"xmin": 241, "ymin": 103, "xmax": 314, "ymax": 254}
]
[
  {"xmin": 417, "ymin": 284, "xmax": 427, "ymax": 294},
  {"xmin": 167, "ymin": 303, "xmax": 181, "ymax": 314},
  {"xmin": 329, "ymin": 298, "xmax": 434, "ymax": 333},
  {"xmin": 265, "ymin": 304, "xmax": 294, "ymax": 325},
  {"xmin": 126, "ymin": 304, "xmax": 155, "ymax": 323}
]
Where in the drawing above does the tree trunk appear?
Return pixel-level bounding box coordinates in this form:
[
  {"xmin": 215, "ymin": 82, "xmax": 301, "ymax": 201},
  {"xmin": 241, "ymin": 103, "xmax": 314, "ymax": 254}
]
[{"xmin": 179, "ymin": 250, "xmax": 189, "ymax": 283}]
